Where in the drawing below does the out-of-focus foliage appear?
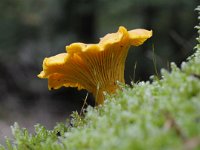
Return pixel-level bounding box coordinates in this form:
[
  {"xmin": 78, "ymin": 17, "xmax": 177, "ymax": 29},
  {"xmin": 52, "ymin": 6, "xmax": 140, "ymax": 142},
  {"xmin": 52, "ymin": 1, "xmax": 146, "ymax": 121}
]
[
  {"xmin": 0, "ymin": 0, "xmax": 197, "ymax": 58},
  {"xmin": 0, "ymin": 6, "xmax": 199, "ymax": 149},
  {"xmin": 182, "ymin": 6, "xmax": 200, "ymax": 75}
]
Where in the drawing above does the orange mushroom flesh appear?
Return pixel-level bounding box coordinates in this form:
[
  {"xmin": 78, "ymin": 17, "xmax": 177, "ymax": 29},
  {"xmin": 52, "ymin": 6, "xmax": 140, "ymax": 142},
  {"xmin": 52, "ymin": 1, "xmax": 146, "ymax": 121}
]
[{"xmin": 38, "ymin": 26, "xmax": 152, "ymax": 105}]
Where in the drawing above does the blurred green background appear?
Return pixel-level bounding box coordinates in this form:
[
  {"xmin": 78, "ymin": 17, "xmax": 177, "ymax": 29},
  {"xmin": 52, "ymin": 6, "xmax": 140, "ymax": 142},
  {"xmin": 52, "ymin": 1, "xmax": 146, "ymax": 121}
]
[{"xmin": 0, "ymin": 0, "xmax": 198, "ymax": 143}]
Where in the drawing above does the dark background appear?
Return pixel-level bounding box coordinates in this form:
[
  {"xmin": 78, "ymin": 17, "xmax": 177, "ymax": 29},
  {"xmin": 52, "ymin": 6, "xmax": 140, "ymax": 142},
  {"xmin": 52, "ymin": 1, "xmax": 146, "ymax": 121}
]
[{"xmin": 0, "ymin": 0, "xmax": 198, "ymax": 143}]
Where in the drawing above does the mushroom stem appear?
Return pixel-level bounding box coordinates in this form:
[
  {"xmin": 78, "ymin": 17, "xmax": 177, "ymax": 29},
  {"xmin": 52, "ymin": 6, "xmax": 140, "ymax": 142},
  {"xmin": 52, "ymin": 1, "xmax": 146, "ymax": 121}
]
[
  {"xmin": 94, "ymin": 85, "xmax": 120, "ymax": 105},
  {"xmin": 90, "ymin": 45, "xmax": 129, "ymax": 105},
  {"xmin": 95, "ymin": 90, "xmax": 104, "ymax": 105}
]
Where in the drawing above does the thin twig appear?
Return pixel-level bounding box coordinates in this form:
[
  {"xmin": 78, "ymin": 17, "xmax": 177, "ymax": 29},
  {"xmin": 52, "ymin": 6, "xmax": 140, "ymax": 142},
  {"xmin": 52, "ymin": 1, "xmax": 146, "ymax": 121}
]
[
  {"xmin": 152, "ymin": 44, "xmax": 159, "ymax": 79},
  {"xmin": 133, "ymin": 61, "xmax": 137, "ymax": 83},
  {"xmin": 164, "ymin": 111, "xmax": 187, "ymax": 140},
  {"xmin": 80, "ymin": 92, "xmax": 89, "ymax": 116}
]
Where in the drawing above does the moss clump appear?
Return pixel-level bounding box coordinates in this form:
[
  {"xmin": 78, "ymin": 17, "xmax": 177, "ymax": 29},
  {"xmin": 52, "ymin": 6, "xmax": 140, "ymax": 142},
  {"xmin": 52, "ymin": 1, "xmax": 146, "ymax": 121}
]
[{"xmin": 1, "ymin": 6, "xmax": 200, "ymax": 150}]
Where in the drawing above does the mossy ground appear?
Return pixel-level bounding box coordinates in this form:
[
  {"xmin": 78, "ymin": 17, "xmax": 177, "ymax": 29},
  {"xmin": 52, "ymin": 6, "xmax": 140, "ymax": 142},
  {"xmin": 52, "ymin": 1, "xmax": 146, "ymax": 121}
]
[{"xmin": 1, "ymin": 6, "xmax": 200, "ymax": 150}]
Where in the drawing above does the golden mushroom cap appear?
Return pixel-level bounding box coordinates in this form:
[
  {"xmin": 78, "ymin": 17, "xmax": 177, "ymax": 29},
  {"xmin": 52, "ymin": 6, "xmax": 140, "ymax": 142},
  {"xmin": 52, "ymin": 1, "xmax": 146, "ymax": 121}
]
[
  {"xmin": 128, "ymin": 29, "xmax": 153, "ymax": 46},
  {"xmin": 38, "ymin": 26, "xmax": 152, "ymax": 104}
]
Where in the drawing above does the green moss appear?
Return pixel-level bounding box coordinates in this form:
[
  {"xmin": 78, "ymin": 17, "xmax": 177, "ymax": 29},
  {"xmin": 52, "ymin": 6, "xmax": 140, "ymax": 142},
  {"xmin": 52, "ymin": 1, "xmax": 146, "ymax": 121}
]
[{"xmin": 1, "ymin": 5, "xmax": 200, "ymax": 150}]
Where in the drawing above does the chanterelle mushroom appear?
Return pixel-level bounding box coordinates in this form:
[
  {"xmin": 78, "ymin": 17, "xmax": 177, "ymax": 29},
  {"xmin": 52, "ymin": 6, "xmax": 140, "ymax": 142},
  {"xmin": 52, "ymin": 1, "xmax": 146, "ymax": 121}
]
[{"xmin": 38, "ymin": 26, "xmax": 152, "ymax": 105}]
